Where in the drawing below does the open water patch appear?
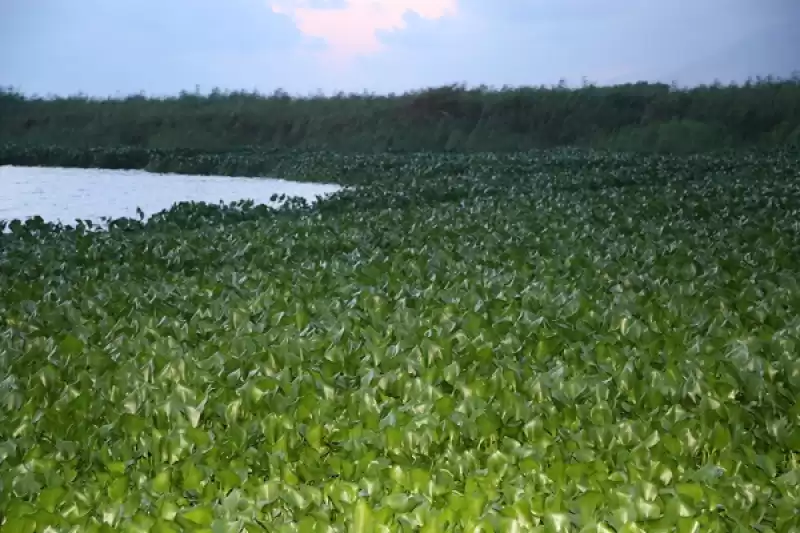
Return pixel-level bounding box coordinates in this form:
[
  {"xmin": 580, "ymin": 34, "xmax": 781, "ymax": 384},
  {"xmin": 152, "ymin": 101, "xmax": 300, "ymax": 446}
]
[{"xmin": 0, "ymin": 165, "xmax": 341, "ymax": 226}]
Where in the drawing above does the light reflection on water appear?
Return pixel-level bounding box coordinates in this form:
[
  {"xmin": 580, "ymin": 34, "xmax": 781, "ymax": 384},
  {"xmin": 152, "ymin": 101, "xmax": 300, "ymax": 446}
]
[{"xmin": 0, "ymin": 165, "xmax": 341, "ymax": 226}]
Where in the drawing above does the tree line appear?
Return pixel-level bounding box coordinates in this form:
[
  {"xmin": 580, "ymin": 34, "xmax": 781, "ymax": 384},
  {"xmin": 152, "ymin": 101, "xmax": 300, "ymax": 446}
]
[{"xmin": 1, "ymin": 77, "xmax": 799, "ymax": 153}]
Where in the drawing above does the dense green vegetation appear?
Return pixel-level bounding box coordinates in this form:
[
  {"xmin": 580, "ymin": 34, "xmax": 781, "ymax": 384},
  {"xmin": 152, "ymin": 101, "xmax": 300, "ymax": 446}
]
[
  {"xmin": 1, "ymin": 144, "xmax": 777, "ymax": 187},
  {"xmin": 2, "ymin": 78, "xmax": 800, "ymax": 154},
  {"xmin": 2, "ymin": 150, "xmax": 800, "ymax": 531}
]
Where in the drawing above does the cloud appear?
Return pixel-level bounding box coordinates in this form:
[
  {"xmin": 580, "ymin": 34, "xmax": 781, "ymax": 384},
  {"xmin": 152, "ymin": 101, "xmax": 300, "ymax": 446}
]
[{"xmin": 270, "ymin": 0, "xmax": 457, "ymax": 63}]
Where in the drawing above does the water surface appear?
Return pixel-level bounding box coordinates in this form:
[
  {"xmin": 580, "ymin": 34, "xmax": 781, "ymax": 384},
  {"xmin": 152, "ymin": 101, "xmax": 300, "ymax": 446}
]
[{"xmin": 0, "ymin": 165, "xmax": 341, "ymax": 225}]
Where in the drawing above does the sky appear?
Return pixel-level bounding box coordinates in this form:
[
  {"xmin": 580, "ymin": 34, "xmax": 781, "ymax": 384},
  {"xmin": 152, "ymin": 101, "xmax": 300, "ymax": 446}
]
[{"xmin": 1, "ymin": 0, "xmax": 798, "ymax": 97}]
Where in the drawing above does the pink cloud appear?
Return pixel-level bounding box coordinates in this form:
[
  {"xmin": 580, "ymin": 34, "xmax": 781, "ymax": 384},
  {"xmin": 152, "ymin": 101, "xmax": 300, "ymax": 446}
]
[{"xmin": 271, "ymin": 0, "xmax": 457, "ymax": 63}]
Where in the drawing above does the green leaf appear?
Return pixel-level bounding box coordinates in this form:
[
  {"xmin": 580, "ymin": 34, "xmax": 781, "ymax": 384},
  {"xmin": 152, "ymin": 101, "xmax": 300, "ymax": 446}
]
[
  {"xmin": 37, "ymin": 486, "xmax": 66, "ymax": 513},
  {"xmin": 1, "ymin": 515, "xmax": 37, "ymax": 533},
  {"xmin": 152, "ymin": 520, "xmax": 181, "ymax": 533},
  {"xmin": 675, "ymin": 484, "xmax": 704, "ymax": 504},
  {"xmin": 352, "ymin": 499, "xmax": 373, "ymax": 533},
  {"xmin": 181, "ymin": 461, "xmax": 204, "ymax": 491},
  {"xmin": 152, "ymin": 470, "xmax": 171, "ymax": 494},
  {"xmin": 383, "ymin": 493, "xmax": 413, "ymax": 512},
  {"xmin": 108, "ymin": 477, "xmax": 128, "ymax": 501},
  {"xmin": 182, "ymin": 507, "xmax": 214, "ymax": 527},
  {"xmin": 59, "ymin": 334, "xmax": 84, "ymax": 355}
]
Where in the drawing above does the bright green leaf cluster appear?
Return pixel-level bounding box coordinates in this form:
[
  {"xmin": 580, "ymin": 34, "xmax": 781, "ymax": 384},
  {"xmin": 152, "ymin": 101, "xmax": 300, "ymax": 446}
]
[{"xmin": 1, "ymin": 150, "xmax": 800, "ymax": 531}]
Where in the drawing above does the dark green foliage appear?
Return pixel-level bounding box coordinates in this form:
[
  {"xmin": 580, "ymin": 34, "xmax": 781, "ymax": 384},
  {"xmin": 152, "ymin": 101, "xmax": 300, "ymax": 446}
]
[
  {"xmin": 2, "ymin": 144, "xmax": 789, "ymax": 188},
  {"xmin": 2, "ymin": 77, "xmax": 799, "ymax": 154}
]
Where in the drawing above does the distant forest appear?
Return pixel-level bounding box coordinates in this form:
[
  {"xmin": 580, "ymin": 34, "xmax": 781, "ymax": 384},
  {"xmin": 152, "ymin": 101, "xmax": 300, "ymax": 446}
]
[{"xmin": 1, "ymin": 77, "xmax": 799, "ymax": 153}]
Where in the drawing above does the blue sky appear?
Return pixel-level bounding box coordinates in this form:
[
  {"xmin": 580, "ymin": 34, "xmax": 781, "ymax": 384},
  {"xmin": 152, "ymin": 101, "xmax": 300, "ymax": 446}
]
[{"xmin": 1, "ymin": 0, "xmax": 798, "ymax": 97}]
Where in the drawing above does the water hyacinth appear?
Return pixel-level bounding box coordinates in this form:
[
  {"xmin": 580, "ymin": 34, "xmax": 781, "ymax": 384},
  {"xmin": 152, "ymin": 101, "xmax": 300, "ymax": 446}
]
[{"xmin": 1, "ymin": 149, "xmax": 800, "ymax": 532}]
